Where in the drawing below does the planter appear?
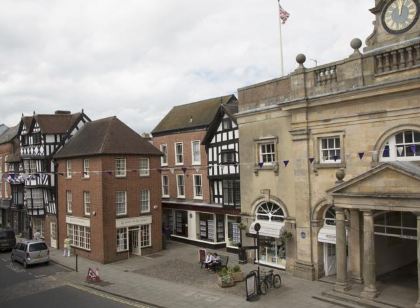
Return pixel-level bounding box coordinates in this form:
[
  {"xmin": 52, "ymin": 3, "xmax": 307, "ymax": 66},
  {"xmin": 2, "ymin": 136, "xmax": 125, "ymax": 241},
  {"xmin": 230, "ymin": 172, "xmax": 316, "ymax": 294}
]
[
  {"xmin": 217, "ymin": 275, "xmax": 235, "ymax": 288},
  {"xmin": 231, "ymin": 271, "xmax": 244, "ymax": 282}
]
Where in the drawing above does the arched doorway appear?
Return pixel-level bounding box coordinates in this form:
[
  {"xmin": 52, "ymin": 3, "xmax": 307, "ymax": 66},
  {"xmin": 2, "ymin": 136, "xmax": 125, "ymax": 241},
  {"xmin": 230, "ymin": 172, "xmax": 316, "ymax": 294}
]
[{"xmin": 249, "ymin": 201, "xmax": 287, "ymax": 269}]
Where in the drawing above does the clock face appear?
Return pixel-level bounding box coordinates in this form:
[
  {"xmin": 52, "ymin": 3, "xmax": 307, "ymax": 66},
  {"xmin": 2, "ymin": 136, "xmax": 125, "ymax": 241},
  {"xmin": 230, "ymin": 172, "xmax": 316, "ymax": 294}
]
[{"xmin": 382, "ymin": 0, "xmax": 419, "ymax": 34}]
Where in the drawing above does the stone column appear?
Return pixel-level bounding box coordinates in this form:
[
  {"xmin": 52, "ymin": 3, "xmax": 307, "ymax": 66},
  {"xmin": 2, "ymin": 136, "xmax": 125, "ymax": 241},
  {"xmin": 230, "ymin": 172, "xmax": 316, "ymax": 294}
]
[
  {"xmin": 349, "ymin": 210, "xmax": 363, "ymax": 283},
  {"xmin": 416, "ymin": 215, "xmax": 420, "ymax": 308},
  {"xmin": 361, "ymin": 210, "xmax": 378, "ymax": 299},
  {"xmin": 334, "ymin": 208, "xmax": 350, "ymax": 292}
]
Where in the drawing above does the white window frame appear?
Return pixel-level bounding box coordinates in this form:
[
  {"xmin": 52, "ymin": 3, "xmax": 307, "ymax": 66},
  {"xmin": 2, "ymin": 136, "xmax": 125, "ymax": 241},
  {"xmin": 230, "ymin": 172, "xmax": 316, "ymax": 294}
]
[
  {"xmin": 380, "ymin": 130, "xmax": 420, "ymax": 162},
  {"xmin": 116, "ymin": 191, "xmax": 127, "ymax": 216},
  {"xmin": 67, "ymin": 224, "xmax": 91, "ymax": 250},
  {"xmin": 191, "ymin": 140, "xmax": 201, "ymax": 165},
  {"xmin": 162, "ymin": 175, "xmax": 169, "ymax": 198},
  {"xmin": 259, "ymin": 142, "xmax": 276, "ymax": 165},
  {"xmin": 319, "ymin": 136, "xmax": 341, "ymax": 164},
  {"xmin": 140, "ymin": 224, "xmax": 151, "ymax": 248},
  {"xmin": 139, "ymin": 158, "xmax": 150, "ymax": 176},
  {"xmin": 115, "ymin": 157, "xmax": 126, "ymax": 177},
  {"xmin": 66, "ymin": 191, "xmax": 72, "ymax": 213},
  {"xmin": 193, "ymin": 174, "xmax": 203, "ymax": 200},
  {"xmin": 83, "ymin": 159, "xmax": 90, "ymax": 178},
  {"xmin": 116, "ymin": 227, "xmax": 128, "ymax": 252},
  {"xmin": 175, "ymin": 142, "xmax": 184, "ymax": 165},
  {"xmin": 140, "ymin": 190, "xmax": 150, "ymax": 213},
  {"xmin": 160, "ymin": 144, "xmax": 168, "ymax": 166},
  {"xmin": 176, "ymin": 174, "xmax": 185, "ymax": 198},
  {"xmin": 83, "ymin": 191, "xmax": 91, "ymax": 216},
  {"xmin": 66, "ymin": 160, "xmax": 72, "ymax": 178}
]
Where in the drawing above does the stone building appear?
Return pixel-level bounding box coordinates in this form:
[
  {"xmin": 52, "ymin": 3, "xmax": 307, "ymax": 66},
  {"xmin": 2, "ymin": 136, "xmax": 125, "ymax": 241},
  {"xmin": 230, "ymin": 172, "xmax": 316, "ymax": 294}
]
[
  {"xmin": 54, "ymin": 116, "xmax": 162, "ymax": 263},
  {"xmin": 237, "ymin": 0, "xmax": 420, "ymax": 305},
  {"xmin": 152, "ymin": 95, "xmax": 241, "ymax": 249}
]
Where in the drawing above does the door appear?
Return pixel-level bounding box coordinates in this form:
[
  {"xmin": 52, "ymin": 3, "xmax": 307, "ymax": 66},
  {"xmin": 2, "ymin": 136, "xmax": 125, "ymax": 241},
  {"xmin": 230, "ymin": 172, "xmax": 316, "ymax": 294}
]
[
  {"xmin": 324, "ymin": 243, "xmax": 337, "ymax": 276},
  {"xmin": 129, "ymin": 227, "xmax": 141, "ymax": 256},
  {"xmin": 50, "ymin": 222, "xmax": 57, "ymax": 248}
]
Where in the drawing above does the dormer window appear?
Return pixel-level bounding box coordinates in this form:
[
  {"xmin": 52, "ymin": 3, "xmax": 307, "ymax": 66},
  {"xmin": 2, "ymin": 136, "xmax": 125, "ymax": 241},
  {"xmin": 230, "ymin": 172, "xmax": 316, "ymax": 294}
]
[{"xmin": 380, "ymin": 130, "xmax": 420, "ymax": 161}]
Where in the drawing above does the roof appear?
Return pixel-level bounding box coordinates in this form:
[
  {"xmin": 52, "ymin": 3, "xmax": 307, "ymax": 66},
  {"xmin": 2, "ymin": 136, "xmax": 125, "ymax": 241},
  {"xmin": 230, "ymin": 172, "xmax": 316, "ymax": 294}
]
[
  {"xmin": 20, "ymin": 112, "xmax": 85, "ymax": 135},
  {"xmin": 0, "ymin": 124, "xmax": 8, "ymax": 136},
  {"xmin": 55, "ymin": 116, "xmax": 162, "ymax": 159},
  {"xmin": 152, "ymin": 95, "xmax": 236, "ymax": 135},
  {"xmin": 0, "ymin": 125, "xmax": 19, "ymax": 145}
]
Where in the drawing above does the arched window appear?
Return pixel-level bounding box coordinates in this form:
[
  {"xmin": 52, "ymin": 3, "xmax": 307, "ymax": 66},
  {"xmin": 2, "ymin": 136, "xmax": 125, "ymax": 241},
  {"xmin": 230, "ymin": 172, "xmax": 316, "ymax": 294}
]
[
  {"xmin": 324, "ymin": 207, "xmax": 336, "ymax": 226},
  {"xmin": 380, "ymin": 130, "xmax": 420, "ymax": 162},
  {"xmin": 256, "ymin": 202, "xmax": 285, "ymax": 222}
]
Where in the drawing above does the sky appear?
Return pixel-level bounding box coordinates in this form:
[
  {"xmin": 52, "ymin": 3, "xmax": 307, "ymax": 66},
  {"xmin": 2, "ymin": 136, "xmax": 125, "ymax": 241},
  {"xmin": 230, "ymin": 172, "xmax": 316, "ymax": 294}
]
[{"xmin": 0, "ymin": 0, "xmax": 374, "ymax": 134}]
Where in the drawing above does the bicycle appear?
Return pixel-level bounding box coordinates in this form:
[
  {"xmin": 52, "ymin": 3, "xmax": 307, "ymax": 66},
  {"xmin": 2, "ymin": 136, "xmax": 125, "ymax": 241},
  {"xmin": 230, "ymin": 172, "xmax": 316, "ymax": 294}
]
[{"xmin": 250, "ymin": 269, "xmax": 281, "ymax": 295}]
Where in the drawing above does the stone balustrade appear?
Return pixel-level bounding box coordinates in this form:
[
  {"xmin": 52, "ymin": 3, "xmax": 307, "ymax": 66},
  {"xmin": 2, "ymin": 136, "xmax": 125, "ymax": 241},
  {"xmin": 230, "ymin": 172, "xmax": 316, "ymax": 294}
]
[
  {"xmin": 375, "ymin": 43, "xmax": 420, "ymax": 74},
  {"xmin": 315, "ymin": 65, "xmax": 337, "ymax": 86}
]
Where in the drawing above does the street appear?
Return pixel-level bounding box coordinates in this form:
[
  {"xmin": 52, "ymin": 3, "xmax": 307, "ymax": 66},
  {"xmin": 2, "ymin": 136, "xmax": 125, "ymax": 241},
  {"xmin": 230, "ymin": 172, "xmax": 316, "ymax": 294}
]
[{"xmin": 0, "ymin": 251, "xmax": 135, "ymax": 308}]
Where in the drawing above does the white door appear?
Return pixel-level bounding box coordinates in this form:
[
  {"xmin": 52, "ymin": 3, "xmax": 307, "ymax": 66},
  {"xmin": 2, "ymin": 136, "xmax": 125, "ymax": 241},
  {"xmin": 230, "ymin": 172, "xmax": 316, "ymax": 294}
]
[
  {"xmin": 324, "ymin": 243, "xmax": 336, "ymax": 276},
  {"xmin": 129, "ymin": 228, "xmax": 141, "ymax": 256},
  {"xmin": 50, "ymin": 222, "xmax": 57, "ymax": 248}
]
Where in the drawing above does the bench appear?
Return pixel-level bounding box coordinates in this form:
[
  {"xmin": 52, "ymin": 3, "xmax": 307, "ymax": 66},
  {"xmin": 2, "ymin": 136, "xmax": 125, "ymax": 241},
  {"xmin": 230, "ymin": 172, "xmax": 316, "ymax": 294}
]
[{"xmin": 213, "ymin": 255, "xmax": 229, "ymax": 272}]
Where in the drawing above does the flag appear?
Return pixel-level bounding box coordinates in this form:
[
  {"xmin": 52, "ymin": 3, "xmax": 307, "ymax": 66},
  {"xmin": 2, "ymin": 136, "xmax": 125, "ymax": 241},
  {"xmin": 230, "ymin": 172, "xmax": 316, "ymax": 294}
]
[{"xmin": 278, "ymin": 1, "xmax": 290, "ymax": 24}]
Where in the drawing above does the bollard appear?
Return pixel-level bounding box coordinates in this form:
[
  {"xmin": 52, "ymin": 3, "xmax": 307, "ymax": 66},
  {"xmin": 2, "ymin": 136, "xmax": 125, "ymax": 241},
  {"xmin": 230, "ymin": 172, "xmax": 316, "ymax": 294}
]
[{"xmin": 75, "ymin": 254, "xmax": 78, "ymax": 272}]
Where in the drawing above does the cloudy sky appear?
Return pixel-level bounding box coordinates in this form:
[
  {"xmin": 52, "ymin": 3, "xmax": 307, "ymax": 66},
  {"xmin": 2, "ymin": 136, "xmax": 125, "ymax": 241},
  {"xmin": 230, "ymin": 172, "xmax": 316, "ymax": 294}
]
[{"xmin": 0, "ymin": 0, "xmax": 374, "ymax": 133}]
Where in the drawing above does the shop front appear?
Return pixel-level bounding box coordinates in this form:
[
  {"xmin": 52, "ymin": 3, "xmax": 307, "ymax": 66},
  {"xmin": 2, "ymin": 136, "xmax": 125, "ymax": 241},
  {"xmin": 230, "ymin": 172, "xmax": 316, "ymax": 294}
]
[
  {"xmin": 249, "ymin": 201, "xmax": 287, "ymax": 269},
  {"xmin": 116, "ymin": 216, "xmax": 152, "ymax": 256}
]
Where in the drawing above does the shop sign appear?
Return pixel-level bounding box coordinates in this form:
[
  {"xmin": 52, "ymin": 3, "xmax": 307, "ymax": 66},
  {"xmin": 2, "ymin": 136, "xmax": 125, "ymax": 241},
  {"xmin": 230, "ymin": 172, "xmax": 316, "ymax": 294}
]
[
  {"xmin": 116, "ymin": 216, "xmax": 152, "ymax": 228},
  {"xmin": 66, "ymin": 216, "xmax": 90, "ymax": 227}
]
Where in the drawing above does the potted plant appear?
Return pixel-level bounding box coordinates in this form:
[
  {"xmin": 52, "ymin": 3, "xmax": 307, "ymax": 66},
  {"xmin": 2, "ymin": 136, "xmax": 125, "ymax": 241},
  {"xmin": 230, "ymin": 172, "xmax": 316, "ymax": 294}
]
[
  {"xmin": 217, "ymin": 267, "xmax": 235, "ymax": 288},
  {"xmin": 231, "ymin": 265, "xmax": 244, "ymax": 282}
]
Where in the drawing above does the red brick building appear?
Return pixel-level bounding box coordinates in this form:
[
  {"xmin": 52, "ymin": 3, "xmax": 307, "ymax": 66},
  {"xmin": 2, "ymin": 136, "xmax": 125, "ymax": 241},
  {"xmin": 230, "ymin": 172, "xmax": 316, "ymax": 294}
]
[
  {"xmin": 152, "ymin": 95, "xmax": 240, "ymax": 249},
  {"xmin": 55, "ymin": 116, "xmax": 162, "ymax": 263}
]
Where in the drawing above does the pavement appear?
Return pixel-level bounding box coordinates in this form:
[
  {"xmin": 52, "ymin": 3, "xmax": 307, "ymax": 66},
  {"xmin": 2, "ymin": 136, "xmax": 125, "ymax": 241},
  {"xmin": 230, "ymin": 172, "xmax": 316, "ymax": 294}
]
[{"xmin": 49, "ymin": 240, "xmax": 337, "ymax": 308}]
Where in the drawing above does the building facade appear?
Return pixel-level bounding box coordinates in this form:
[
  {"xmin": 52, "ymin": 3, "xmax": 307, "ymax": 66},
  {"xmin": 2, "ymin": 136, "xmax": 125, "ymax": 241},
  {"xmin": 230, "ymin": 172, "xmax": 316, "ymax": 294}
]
[
  {"xmin": 152, "ymin": 95, "xmax": 241, "ymax": 249},
  {"xmin": 11, "ymin": 111, "xmax": 90, "ymax": 247},
  {"xmin": 237, "ymin": 0, "xmax": 420, "ymax": 305},
  {"xmin": 55, "ymin": 117, "xmax": 162, "ymax": 263}
]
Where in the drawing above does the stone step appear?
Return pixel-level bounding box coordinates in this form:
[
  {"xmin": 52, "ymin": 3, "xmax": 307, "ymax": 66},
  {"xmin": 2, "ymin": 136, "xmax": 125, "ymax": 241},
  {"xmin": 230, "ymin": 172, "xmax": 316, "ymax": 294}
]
[
  {"xmin": 313, "ymin": 290, "xmax": 406, "ymax": 308},
  {"xmin": 312, "ymin": 294, "xmax": 363, "ymax": 308}
]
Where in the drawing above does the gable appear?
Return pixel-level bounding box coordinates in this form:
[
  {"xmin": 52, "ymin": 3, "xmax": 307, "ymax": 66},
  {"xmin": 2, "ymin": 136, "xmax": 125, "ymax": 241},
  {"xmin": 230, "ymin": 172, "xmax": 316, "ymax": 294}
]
[{"xmin": 338, "ymin": 168, "xmax": 420, "ymax": 195}]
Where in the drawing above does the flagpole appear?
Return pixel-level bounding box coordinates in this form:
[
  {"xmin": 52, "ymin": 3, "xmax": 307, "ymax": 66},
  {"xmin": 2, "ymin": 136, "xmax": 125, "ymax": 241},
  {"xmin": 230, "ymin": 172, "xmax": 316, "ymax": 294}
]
[{"xmin": 279, "ymin": 16, "xmax": 284, "ymax": 76}]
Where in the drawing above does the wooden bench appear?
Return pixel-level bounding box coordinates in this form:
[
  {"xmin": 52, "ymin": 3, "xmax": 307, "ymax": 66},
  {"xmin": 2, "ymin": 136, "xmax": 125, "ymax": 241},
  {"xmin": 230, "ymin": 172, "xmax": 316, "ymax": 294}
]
[{"xmin": 213, "ymin": 255, "xmax": 229, "ymax": 272}]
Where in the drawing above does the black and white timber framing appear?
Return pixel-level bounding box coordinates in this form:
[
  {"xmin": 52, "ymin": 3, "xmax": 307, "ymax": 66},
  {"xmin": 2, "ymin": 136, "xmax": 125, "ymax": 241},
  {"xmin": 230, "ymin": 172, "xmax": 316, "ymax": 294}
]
[
  {"xmin": 203, "ymin": 104, "xmax": 240, "ymax": 209},
  {"xmin": 17, "ymin": 112, "xmax": 90, "ymax": 216}
]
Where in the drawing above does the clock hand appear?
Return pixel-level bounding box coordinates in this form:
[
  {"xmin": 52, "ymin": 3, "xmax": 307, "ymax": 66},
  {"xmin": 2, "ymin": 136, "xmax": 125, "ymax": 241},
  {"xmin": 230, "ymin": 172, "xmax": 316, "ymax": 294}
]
[{"xmin": 397, "ymin": 0, "xmax": 404, "ymax": 15}]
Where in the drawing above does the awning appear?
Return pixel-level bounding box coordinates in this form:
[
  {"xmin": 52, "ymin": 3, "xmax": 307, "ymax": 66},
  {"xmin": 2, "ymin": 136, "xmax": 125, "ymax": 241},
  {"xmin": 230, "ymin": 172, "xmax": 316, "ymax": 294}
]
[
  {"xmin": 318, "ymin": 226, "xmax": 348, "ymax": 244},
  {"xmin": 249, "ymin": 221, "xmax": 285, "ymax": 238}
]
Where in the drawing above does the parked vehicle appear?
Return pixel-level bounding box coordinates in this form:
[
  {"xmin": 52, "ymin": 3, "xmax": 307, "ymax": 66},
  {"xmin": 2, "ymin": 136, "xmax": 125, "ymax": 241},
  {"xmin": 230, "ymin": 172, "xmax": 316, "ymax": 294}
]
[
  {"xmin": 11, "ymin": 240, "xmax": 49, "ymax": 268},
  {"xmin": 0, "ymin": 228, "xmax": 16, "ymax": 252}
]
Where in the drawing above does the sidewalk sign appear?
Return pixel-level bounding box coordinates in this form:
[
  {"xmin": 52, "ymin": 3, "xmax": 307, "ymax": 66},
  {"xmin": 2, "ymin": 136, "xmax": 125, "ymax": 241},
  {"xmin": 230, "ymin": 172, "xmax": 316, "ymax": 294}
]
[{"xmin": 86, "ymin": 267, "xmax": 101, "ymax": 282}]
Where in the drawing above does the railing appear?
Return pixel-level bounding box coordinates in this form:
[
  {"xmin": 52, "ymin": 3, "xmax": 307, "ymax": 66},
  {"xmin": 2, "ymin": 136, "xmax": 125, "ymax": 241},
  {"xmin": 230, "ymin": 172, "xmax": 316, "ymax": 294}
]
[
  {"xmin": 375, "ymin": 43, "xmax": 420, "ymax": 74},
  {"xmin": 315, "ymin": 65, "xmax": 337, "ymax": 86}
]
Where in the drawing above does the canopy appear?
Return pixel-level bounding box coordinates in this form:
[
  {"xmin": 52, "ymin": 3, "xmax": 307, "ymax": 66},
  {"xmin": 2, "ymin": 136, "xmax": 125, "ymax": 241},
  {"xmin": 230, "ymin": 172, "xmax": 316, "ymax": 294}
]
[{"xmin": 249, "ymin": 220, "xmax": 285, "ymax": 238}]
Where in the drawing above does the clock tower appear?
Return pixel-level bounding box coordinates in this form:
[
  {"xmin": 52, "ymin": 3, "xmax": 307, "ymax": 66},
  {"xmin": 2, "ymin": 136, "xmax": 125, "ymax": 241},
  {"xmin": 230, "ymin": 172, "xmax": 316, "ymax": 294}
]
[{"xmin": 365, "ymin": 0, "xmax": 419, "ymax": 51}]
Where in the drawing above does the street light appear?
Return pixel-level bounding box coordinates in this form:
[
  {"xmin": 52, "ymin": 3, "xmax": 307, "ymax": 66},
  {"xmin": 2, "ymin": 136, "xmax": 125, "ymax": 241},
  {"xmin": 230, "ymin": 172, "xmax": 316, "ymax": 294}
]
[{"xmin": 254, "ymin": 222, "xmax": 261, "ymax": 287}]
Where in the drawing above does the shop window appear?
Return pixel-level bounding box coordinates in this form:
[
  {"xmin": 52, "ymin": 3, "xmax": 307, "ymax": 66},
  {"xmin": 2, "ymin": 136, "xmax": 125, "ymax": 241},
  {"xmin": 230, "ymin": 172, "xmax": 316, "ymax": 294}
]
[
  {"xmin": 227, "ymin": 216, "xmax": 241, "ymax": 247},
  {"xmin": 140, "ymin": 224, "xmax": 151, "ymax": 247},
  {"xmin": 380, "ymin": 130, "xmax": 420, "ymax": 162},
  {"xmin": 116, "ymin": 228, "xmax": 128, "ymax": 252},
  {"xmin": 175, "ymin": 210, "xmax": 188, "ymax": 237},
  {"xmin": 199, "ymin": 213, "xmax": 214, "ymax": 242},
  {"xmin": 67, "ymin": 224, "xmax": 91, "ymax": 250}
]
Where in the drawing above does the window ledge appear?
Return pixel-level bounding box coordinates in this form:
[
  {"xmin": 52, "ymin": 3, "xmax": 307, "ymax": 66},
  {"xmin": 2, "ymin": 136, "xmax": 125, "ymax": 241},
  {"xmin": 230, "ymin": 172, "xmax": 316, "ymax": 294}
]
[
  {"xmin": 313, "ymin": 162, "xmax": 346, "ymax": 170},
  {"xmin": 254, "ymin": 164, "xmax": 279, "ymax": 176}
]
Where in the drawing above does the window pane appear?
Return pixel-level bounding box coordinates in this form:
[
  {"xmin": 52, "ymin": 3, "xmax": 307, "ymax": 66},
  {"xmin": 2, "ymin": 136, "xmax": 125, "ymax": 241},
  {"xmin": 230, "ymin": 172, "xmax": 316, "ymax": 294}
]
[
  {"xmin": 395, "ymin": 132, "xmax": 403, "ymax": 144},
  {"xmin": 405, "ymin": 131, "xmax": 413, "ymax": 143}
]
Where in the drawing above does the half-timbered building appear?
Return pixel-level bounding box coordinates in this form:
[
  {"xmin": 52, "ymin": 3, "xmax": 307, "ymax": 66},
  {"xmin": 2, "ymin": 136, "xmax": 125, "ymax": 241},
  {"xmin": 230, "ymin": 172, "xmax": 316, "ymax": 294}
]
[
  {"xmin": 152, "ymin": 94, "xmax": 240, "ymax": 249},
  {"xmin": 202, "ymin": 101, "xmax": 241, "ymax": 251},
  {"xmin": 14, "ymin": 110, "xmax": 90, "ymax": 247}
]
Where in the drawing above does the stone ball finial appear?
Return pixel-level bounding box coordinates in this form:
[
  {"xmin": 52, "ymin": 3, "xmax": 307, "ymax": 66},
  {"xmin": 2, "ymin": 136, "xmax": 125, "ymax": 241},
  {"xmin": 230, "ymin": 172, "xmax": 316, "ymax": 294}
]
[
  {"xmin": 296, "ymin": 54, "xmax": 306, "ymax": 65},
  {"xmin": 336, "ymin": 168, "xmax": 346, "ymax": 183},
  {"xmin": 350, "ymin": 38, "xmax": 362, "ymax": 51}
]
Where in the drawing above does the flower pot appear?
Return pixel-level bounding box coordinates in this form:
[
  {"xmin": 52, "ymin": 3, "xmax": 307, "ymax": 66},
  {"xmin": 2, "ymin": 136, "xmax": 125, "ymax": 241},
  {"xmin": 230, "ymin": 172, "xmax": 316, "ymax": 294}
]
[
  {"xmin": 231, "ymin": 271, "xmax": 244, "ymax": 282},
  {"xmin": 217, "ymin": 275, "xmax": 235, "ymax": 288}
]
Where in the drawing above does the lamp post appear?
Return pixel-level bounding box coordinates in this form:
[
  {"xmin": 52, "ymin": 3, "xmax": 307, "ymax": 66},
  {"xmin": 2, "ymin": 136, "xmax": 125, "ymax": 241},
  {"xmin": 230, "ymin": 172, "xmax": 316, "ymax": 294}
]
[{"xmin": 254, "ymin": 222, "xmax": 261, "ymax": 284}]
